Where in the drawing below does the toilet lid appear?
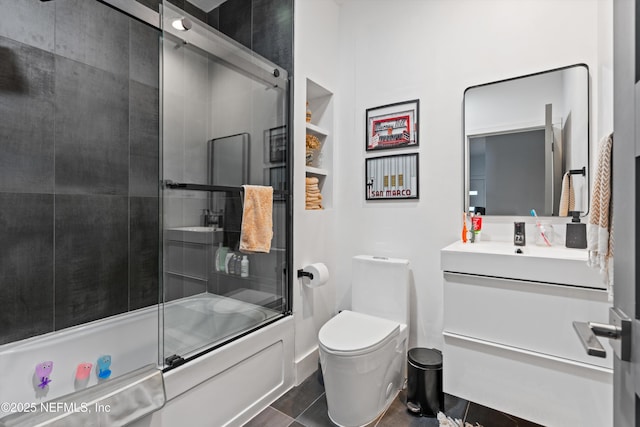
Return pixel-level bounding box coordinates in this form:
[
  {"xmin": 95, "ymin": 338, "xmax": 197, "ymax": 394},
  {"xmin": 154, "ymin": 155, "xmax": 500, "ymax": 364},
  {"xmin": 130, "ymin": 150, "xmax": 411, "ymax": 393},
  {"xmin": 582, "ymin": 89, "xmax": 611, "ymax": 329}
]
[{"xmin": 318, "ymin": 310, "xmax": 400, "ymax": 356}]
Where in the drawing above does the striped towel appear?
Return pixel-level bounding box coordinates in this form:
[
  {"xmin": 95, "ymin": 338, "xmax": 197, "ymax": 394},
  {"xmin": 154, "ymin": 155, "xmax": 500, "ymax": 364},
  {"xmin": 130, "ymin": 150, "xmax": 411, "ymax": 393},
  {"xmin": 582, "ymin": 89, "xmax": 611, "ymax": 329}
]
[
  {"xmin": 558, "ymin": 171, "xmax": 575, "ymax": 216},
  {"xmin": 587, "ymin": 133, "xmax": 613, "ymax": 300}
]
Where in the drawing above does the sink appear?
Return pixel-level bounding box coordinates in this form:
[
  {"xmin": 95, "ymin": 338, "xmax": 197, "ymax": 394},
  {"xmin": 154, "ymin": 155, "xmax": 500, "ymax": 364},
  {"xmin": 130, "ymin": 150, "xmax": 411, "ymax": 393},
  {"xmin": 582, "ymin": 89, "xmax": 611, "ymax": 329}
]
[
  {"xmin": 170, "ymin": 226, "xmax": 221, "ymax": 233},
  {"xmin": 441, "ymin": 240, "xmax": 603, "ymax": 289},
  {"xmin": 444, "ymin": 240, "xmax": 588, "ymax": 261},
  {"xmin": 166, "ymin": 226, "xmax": 223, "ymax": 244}
]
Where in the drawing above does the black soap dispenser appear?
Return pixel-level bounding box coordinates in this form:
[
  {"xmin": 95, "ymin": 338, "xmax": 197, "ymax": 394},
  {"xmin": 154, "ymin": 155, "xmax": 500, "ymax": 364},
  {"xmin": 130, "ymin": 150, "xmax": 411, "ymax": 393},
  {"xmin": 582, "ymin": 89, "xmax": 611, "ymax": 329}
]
[{"xmin": 565, "ymin": 211, "xmax": 587, "ymax": 249}]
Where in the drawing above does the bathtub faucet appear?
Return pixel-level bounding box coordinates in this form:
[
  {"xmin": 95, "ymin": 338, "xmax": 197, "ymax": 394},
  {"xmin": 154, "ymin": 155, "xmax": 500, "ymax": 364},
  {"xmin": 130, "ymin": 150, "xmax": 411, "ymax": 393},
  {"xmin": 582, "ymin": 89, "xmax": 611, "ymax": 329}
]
[{"xmin": 202, "ymin": 209, "xmax": 223, "ymax": 228}]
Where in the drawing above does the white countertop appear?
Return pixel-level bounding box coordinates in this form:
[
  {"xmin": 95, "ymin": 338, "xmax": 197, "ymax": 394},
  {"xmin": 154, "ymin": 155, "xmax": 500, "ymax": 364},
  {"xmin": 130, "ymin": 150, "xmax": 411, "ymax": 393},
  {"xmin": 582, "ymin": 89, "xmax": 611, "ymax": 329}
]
[
  {"xmin": 166, "ymin": 226, "xmax": 223, "ymax": 244},
  {"xmin": 441, "ymin": 240, "xmax": 605, "ymax": 289}
]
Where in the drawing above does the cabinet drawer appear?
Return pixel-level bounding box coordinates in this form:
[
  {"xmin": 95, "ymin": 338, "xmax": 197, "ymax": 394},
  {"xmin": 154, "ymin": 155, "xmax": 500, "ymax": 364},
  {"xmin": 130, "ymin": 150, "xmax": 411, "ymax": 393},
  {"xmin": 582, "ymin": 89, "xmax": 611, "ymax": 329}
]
[
  {"xmin": 443, "ymin": 333, "xmax": 612, "ymax": 427},
  {"xmin": 443, "ymin": 272, "xmax": 612, "ymax": 368}
]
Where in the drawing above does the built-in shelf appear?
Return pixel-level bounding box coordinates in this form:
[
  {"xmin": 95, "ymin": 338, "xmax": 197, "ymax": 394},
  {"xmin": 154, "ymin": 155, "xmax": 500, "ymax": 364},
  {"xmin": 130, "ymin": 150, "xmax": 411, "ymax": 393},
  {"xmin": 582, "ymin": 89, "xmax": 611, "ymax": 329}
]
[
  {"xmin": 305, "ymin": 78, "xmax": 333, "ymax": 210},
  {"xmin": 306, "ymin": 122, "xmax": 329, "ymax": 137},
  {"xmin": 212, "ymin": 270, "xmax": 274, "ymax": 283},
  {"xmin": 305, "ymin": 166, "xmax": 328, "ymax": 176}
]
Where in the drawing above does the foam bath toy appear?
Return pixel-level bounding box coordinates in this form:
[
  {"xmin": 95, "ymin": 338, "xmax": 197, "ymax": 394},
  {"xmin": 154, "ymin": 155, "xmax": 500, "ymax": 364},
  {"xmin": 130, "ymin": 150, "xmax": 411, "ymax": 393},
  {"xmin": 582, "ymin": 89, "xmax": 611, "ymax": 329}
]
[
  {"xmin": 97, "ymin": 355, "xmax": 112, "ymax": 379},
  {"xmin": 75, "ymin": 363, "xmax": 93, "ymax": 381},
  {"xmin": 35, "ymin": 361, "xmax": 53, "ymax": 389}
]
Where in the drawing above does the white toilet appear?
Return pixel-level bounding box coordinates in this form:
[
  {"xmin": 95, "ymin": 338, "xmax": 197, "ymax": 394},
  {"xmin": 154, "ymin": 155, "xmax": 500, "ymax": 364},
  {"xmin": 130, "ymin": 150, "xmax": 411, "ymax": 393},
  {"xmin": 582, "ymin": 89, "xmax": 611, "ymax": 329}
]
[{"xmin": 318, "ymin": 255, "xmax": 409, "ymax": 427}]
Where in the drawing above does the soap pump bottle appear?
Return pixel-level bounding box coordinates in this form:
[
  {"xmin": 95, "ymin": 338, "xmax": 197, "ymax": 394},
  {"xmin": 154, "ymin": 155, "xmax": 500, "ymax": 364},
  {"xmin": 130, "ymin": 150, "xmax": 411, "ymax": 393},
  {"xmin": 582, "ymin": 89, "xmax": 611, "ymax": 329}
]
[
  {"xmin": 214, "ymin": 243, "xmax": 222, "ymax": 272},
  {"xmin": 241, "ymin": 256, "xmax": 249, "ymax": 278},
  {"xmin": 565, "ymin": 211, "xmax": 587, "ymax": 249}
]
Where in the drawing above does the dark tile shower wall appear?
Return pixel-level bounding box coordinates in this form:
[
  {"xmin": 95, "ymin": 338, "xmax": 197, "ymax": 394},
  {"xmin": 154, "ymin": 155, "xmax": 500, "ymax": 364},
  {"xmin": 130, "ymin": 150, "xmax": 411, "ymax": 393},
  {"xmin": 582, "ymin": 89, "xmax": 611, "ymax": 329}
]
[
  {"xmin": 0, "ymin": 0, "xmax": 160, "ymax": 345},
  {"xmin": 134, "ymin": 0, "xmax": 293, "ymax": 74},
  {"xmin": 251, "ymin": 0, "xmax": 293, "ymax": 73},
  {"xmin": 212, "ymin": 0, "xmax": 293, "ymax": 73}
]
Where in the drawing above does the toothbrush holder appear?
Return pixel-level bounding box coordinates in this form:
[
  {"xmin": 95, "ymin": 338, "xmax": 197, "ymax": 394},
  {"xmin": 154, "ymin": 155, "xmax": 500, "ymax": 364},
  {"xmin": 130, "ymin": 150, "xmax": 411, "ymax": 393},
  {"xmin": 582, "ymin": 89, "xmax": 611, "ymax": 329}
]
[{"xmin": 534, "ymin": 221, "xmax": 555, "ymax": 246}]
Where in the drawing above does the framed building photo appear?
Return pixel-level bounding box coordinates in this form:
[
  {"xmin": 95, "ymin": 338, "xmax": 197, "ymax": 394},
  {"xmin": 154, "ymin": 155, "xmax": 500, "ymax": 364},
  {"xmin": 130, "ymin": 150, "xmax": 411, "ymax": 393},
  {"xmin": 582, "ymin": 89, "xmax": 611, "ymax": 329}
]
[
  {"xmin": 365, "ymin": 153, "xmax": 419, "ymax": 200},
  {"xmin": 365, "ymin": 99, "xmax": 419, "ymax": 151},
  {"xmin": 269, "ymin": 166, "xmax": 286, "ymax": 200},
  {"xmin": 269, "ymin": 125, "xmax": 287, "ymax": 163}
]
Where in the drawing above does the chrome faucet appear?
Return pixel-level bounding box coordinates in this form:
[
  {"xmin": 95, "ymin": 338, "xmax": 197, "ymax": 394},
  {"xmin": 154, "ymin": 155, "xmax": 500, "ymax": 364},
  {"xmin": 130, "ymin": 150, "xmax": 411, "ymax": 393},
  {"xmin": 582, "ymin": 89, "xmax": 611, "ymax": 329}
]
[{"xmin": 202, "ymin": 209, "xmax": 223, "ymax": 228}]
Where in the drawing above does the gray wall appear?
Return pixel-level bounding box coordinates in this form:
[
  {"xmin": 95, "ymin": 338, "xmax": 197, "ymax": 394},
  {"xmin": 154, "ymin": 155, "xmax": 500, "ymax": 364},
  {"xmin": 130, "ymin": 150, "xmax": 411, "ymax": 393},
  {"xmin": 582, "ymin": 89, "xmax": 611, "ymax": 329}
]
[
  {"xmin": 0, "ymin": 0, "xmax": 159, "ymax": 344},
  {"xmin": 484, "ymin": 130, "xmax": 546, "ymax": 215}
]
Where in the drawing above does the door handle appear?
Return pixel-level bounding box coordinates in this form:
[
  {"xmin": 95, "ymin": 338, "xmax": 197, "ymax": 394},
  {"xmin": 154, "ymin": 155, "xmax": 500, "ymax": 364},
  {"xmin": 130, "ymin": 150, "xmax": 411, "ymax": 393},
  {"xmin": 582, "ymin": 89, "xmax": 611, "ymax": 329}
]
[
  {"xmin": 572, "ymin": 321, "xmax": 607, "ymax": 357},
  {"xmin": 572, "ymin": 307, "xmax": 631, "ymax": 361}
]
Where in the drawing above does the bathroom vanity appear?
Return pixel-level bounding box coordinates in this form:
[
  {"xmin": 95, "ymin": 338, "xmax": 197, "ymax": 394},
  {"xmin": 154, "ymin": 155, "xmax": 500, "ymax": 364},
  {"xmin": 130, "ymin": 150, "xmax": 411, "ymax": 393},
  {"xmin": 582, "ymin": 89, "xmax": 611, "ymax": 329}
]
[{"xmin": 441, "ymin": 241, "xmax": 612, "ymax": 426}]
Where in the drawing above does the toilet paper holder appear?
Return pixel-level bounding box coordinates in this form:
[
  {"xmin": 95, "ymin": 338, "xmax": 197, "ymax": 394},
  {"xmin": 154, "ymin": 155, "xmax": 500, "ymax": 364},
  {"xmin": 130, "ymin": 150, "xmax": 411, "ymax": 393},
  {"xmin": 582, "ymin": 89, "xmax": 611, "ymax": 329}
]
[
  {"xmin": 297, "ymin": 263, "xmax": 329, "ymax": 288},
  {"xmin": 297, "ymin": 269, "xmax": 314, "ymax": 280}
]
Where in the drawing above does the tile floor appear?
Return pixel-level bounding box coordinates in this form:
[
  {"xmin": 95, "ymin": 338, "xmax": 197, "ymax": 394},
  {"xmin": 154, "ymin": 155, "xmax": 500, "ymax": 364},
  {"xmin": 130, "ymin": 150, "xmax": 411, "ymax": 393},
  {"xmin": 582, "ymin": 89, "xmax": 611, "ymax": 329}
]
[{"xmin": 244, "ymin": 371, "xmax": 543, "ymax": 427}]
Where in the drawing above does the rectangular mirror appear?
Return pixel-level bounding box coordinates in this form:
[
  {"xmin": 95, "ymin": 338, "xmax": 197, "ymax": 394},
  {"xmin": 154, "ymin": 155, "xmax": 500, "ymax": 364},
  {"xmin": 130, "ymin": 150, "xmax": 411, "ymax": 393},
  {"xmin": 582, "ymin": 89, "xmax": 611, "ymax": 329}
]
[
  {"xmin": 208, "ymin": 133, "xmax": 250, "ymax": 187},
  {"xmin": 464, "ymin": 64, "xmax": 589, "ymax": 217}
]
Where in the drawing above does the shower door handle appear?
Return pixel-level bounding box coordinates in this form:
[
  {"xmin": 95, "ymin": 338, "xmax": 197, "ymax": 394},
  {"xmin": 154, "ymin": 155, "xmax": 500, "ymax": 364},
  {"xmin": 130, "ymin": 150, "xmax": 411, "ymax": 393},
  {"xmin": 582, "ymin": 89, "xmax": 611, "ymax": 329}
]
[{"xmin": 573, "ymin": 307, "xmax": 631, "ymax": 361}]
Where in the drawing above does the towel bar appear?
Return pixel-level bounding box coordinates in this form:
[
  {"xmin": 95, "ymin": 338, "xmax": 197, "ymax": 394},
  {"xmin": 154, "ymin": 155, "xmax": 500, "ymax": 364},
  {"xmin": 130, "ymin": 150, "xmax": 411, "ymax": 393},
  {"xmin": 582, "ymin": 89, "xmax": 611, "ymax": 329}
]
[{"xmin": 164, "ymin": 180, "xmax": 288, "ymax": 196}]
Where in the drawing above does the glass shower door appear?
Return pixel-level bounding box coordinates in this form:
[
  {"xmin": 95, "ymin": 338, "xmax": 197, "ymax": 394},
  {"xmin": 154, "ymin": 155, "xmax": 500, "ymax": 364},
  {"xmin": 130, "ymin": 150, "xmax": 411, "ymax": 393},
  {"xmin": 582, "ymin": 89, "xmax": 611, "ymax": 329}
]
[{"xmin": 159, "ymin": 2, "xmax": 290, "ymax": 367}]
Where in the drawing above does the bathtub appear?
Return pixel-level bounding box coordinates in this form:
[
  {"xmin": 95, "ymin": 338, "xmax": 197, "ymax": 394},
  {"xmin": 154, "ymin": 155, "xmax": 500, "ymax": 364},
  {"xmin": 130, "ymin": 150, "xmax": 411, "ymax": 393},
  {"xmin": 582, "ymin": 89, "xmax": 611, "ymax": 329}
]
[{"xmin": 0, "ymin": 294, "xmax": 294, "ymax": 426}]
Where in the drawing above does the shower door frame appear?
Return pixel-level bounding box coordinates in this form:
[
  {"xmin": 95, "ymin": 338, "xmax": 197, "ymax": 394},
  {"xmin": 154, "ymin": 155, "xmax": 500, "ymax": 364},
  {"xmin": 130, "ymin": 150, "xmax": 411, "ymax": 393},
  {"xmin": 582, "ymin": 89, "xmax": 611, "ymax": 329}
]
[{"xmin": 95, "ymin": 0, "xmax": 293, "ymax": 371}]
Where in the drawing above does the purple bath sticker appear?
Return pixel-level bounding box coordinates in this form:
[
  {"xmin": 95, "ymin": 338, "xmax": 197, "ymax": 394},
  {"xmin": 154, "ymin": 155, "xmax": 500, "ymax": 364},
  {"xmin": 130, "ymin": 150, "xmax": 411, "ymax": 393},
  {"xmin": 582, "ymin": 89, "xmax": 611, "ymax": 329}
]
[{"xmin": 35, "ymin": 361, "xmax": 53, "ymax": 389}]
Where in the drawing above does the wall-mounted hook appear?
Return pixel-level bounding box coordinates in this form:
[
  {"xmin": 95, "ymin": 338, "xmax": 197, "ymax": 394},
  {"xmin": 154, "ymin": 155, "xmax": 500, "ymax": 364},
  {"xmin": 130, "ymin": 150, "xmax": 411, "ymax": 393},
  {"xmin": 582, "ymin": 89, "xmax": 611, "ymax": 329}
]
[{"xmin": 569, "ymin": 167, "xmax": 586, "ymax": 176}]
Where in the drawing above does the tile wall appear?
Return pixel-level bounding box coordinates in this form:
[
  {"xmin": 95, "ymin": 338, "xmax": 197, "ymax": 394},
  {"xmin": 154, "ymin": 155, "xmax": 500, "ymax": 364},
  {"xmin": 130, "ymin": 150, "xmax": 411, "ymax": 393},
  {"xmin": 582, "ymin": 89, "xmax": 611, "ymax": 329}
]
[
  {"xmin": 0, "ymin": 0, "xmax": 159, "ymax": 344},
  {"xmin": 0, "ymin": 0, "xmax": 293, "ymax": 345},
  {"xmin": 135, "ymin": 0, "xmax": 293, "ymax": 73}
]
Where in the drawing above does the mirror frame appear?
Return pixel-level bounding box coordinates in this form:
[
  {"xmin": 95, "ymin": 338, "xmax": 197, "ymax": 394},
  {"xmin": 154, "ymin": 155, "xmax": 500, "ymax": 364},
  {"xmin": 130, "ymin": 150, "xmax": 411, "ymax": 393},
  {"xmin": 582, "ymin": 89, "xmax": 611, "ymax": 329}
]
[{"xmin": 463, "ymin": 63, "xmax": 590, "ymax": 218}]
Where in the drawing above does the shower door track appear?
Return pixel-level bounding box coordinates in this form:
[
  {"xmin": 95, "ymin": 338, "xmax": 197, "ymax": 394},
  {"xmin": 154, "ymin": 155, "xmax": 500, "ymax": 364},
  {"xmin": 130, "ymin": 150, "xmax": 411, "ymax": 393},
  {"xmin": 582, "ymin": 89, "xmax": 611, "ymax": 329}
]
[{"xmin": 162, "ymin": 312, "xmax": 290, "ymax": 373}]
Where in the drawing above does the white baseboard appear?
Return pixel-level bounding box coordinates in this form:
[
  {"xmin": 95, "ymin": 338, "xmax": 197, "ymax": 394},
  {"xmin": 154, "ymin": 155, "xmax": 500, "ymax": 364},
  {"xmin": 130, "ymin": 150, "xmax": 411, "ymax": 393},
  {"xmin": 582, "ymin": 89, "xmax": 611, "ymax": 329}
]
[{"xmin": 295, "ymin": 346, "xmax": 319, "ymax": 385}]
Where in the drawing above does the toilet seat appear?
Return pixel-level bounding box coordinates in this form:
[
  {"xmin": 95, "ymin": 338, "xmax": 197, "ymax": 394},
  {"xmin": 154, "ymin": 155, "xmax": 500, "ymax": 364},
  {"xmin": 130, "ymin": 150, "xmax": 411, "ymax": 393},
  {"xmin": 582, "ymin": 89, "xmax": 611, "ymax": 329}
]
[{"xmin": 318, "ymin": 310, "xmax": 400, "ymax": 356}]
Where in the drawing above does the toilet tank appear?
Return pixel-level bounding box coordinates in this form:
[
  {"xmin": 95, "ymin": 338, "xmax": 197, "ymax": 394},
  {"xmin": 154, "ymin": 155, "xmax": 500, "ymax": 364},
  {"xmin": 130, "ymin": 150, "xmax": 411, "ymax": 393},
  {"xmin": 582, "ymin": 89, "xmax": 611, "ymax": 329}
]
[{"xmin": 352, "ymin": 255, "xmax": 410, "ymax": 325}]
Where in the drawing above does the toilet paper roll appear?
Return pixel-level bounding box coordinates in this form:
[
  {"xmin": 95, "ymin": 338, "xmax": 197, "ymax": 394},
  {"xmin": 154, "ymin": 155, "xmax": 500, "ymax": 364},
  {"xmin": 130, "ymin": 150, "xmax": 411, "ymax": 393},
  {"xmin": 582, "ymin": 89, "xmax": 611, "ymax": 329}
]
[{"xmin": 303, "ymin": 263, "xmax": 329, "ymax": 288}]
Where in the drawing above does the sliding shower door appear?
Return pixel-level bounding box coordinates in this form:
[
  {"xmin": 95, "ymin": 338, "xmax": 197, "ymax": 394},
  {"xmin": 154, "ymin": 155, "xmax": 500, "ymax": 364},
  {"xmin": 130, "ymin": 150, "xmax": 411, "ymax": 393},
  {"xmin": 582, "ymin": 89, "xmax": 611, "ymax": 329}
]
[{"xmin": 160, "ymin": 2, "xmax": 290, "ymax": 367}]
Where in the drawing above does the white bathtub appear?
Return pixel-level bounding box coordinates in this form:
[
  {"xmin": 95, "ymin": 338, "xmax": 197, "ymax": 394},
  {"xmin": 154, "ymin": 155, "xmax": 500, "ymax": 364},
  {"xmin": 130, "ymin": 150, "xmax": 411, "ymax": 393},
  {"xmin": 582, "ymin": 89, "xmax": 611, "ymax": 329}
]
[{"xmin": 0, "ymin": 294, "xmax": 294, "ymax": 426}]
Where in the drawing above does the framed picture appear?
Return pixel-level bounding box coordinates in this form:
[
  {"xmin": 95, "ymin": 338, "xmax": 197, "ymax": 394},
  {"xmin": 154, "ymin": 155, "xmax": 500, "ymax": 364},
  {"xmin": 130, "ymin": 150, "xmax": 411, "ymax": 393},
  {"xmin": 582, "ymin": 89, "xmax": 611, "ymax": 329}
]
[
  {"xmin": 365, "ymin": 99, "xmax": 419, "ymax": 151},
  {"xmin": 269, "ymin": 126, "xmax": 287, "ymax": 163},
  {"xmin": 365, "ymin": 153, "xmax": 419, "ymax": 200},
  {"xmin": 269, "ymin": 166, "xmax": 286, "ymax": 200}
]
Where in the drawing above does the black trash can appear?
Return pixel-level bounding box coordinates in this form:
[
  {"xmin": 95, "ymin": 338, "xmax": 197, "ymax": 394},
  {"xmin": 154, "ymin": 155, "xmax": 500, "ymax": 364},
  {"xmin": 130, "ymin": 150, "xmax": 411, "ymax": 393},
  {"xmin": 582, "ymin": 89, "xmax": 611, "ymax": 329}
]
[{"xmin": 406, "ymin": 348, "xmax": 444, "ymax": 417}]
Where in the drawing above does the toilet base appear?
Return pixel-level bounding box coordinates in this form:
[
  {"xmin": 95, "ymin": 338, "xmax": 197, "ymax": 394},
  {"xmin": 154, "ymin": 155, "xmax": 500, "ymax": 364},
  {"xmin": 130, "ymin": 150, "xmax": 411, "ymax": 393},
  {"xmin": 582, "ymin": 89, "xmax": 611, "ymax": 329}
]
[
  {"xmin": 321, "ymin": 337, "xmax": 406, "ymax": 427},
  {"xmin": 327, "ymin": 389, "xmax": 400, "ymax": 427}
]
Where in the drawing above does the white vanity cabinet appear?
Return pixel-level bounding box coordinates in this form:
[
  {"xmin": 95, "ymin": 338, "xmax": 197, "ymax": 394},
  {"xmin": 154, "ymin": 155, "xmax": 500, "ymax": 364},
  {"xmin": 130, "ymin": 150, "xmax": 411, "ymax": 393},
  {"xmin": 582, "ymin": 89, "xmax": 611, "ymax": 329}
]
[{"xmin": 441, "ymin": 241, "xmax": 612, "ymax": 426}]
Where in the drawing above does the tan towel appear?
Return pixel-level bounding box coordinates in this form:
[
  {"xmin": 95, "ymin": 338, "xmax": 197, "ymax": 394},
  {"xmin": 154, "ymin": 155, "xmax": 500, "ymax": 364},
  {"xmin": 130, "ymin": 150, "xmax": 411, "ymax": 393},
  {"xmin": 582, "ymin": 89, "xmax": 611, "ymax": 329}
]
[
  {"xmin": 559, "ymin": 172, "xmax": 575, "ymax": 216},
  {"xmin": 239, "ymin": 185, "xmax": 273, "ymax": 253},
  {"xmin": 587, "ymin": 133, "xmax": 613, "ymax": 299}
]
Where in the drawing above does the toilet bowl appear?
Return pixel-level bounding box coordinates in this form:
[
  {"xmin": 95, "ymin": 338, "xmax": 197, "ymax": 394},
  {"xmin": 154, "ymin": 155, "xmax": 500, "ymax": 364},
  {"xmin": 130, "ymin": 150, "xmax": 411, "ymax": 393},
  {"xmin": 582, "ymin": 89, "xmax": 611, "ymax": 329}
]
[
  {"xmin": 319, "ymin": 310, "xmax": 407, "ymax": 426},
  {"xmin": 318, "ymin": 255, "xmax": 410, "ymax": 427}
]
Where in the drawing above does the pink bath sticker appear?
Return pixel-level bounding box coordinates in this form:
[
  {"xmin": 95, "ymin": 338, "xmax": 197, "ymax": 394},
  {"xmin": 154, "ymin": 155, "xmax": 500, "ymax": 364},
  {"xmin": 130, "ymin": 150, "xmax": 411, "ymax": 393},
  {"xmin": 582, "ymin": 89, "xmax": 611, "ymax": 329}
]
[{"xmin": 76, "ymin": 363, "xmax": 93, "ymax": 381}]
